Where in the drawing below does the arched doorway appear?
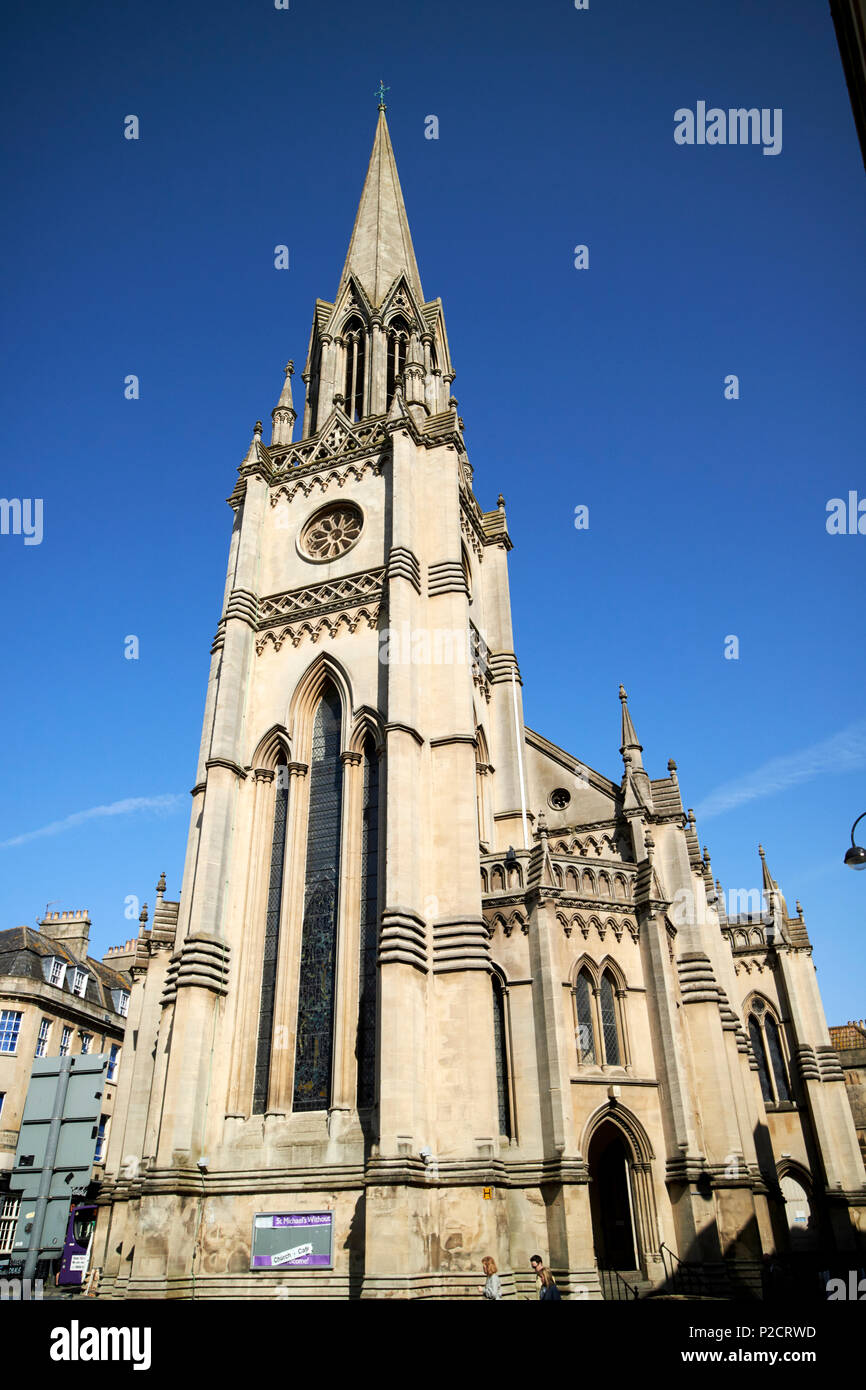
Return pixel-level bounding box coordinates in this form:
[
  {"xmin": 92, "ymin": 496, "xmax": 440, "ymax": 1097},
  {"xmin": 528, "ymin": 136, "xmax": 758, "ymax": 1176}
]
[
  {"xmin": 588, "ymin": 1120, "xmax": 638, "ymax": 1271},
  {"xmin": 779, "ymin": 1172, "xmax": 818, "ymax": 1251}
]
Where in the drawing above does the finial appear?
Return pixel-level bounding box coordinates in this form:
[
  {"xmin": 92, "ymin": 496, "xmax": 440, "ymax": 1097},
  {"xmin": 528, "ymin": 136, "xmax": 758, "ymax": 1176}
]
[
  {"xmin": 687, "ymin": 808, "xmax": 696, "ymax": 826},
  {"xmin": 703, "ymin": 846, "xmax": 712, "ymax": 869},
  {"xmin": 156, "ymin": 871, "xmax": 166, "ymax": 900},
  {"xmin": 758, "ymin": 843, "xmax": 765, "ymax": 859},
  {"xmin": 254, "ymin": 420, "xmax": 263, "ymax": 439},
  {"xmin": 796, "ymin": 900, "xmax": 803, "ymax": 919},
  {"xmin": 285, "ymin": 361, "xmax": 294, "ymax": 377},
  {"xmin": 667, "ymin": 758, "xmax": 678, "ymax": 774},
  {"xmin": 619, "ymin": 684, "xmax": 628, "ymax": 702},
  {"xmin": 536, "ymin": 811, "xmax": 548, "ymax": 838},
  {"xmin": 645, "ymin": 828, "xmax": 655, "ymax": 862},
  {"xmin": 139, "ymin": 902, "xmax": 149, "ymax": 926},
  {"xmin": 375, "ymin": 79, "xmax": 390, "ymax": 111},
  {"xmin": 497, "ymin": 493, "xmax": 505, "ymax": 509}
]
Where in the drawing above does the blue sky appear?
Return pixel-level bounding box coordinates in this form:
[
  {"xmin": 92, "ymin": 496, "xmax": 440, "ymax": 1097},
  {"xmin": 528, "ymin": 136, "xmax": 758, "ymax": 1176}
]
[{"xmin": 1, "ymin": 0, "xmax": 864, "ymax": 1020}]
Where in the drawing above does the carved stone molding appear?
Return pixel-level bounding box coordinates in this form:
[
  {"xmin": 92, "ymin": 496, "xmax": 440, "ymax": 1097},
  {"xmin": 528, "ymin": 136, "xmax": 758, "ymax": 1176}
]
[
  {"xmin": 162, "ymin": 934, "xmax": 231, "ymax": 1005},
  {"xmin": 816, "ymin": 1045, "xmax": 846, "ymax": 1083},
  {"xmin": 224, "ymin": 588, "xmax": 259, "ymax": 628},
  {"xmin": 794, "ymin": 1043, "xmax": 821, "ymax": 1083},
  {"xmin": 258, "ymin": 569, "xmax": 385, "ymax": 628},
  {"xmin": 427, "ymin": 559, "xmax": 467, "ymax": 597},
  {"xmin": 205, "ymin": 757, "xmax": 248, "ymax": 780},
  {"xmin": 487, "ymin": 652, "xmax": 521, "ymax": 684},
  {"xmin": 386, "ymin": 546, "xmax": 421, "ymax": 593},
  {"xmin": 256, "ymin": 605, "xmax": 380, "ymax": 654},
  {"xmin": 384, "ymin": 721, "xmax": 424, "ymax": 746},
  {"xmin": 432, "ymin": 917, "xmax": 490, "ymax": 973},
  {"xmin": 378, "ymin": 908, "xmax": 428, "ymax": 973},
  {"xmin": 676, "ymin": 952, "xmax": 721, "ymax": 1005}
]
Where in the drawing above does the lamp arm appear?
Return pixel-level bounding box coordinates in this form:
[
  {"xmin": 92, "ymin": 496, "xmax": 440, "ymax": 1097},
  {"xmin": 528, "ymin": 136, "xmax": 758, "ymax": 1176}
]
[{"xmin": 851, "ymin": 812, "xmax": 866, "ymax": 848}]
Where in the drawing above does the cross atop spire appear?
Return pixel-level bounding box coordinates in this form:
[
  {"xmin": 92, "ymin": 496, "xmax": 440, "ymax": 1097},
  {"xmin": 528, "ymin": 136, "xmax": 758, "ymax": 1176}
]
[
  {"xmin": 375, "ymin": 79, "xmax": 389, "ymax": 111},
  {"xmin": 338, "ymin": 109, "xmax": 424, "ymax": 307}
]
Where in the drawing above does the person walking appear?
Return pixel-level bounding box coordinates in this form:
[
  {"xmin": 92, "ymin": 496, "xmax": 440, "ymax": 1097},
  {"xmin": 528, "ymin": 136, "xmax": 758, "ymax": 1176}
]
[
  {"xmin": 478, "ymin": 1255, "xmax": 502, "ymax": 1300},
  {"xmin": 529, "ymin": 1253, "xmax": 544, "ymax": 1298},
  {"xmin": 538, "ymin": 1265, "xmax": 562, "ymax": 1301}
]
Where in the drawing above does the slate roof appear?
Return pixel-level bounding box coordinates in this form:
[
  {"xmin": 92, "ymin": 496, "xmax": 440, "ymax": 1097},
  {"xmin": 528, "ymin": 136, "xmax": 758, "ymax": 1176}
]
[{"xmin": 0, "ymin": 925, "xmax": 131, "ymax": 1018}]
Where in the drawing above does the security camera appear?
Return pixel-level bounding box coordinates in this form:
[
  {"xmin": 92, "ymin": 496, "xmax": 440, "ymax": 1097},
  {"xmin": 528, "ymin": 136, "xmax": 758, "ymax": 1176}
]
[
  {"xmin": 197, "ymin": 1157, "xmax": 209, "ymax": 1172},
  {"xmin": 419, "ymin": 1146, "xmax": 432, "ymax": 1160}
]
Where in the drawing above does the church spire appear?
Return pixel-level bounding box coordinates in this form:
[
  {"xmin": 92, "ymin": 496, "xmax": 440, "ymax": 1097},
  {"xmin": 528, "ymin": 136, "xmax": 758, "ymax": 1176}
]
[
  {"xmin": 618, "ymin": 684, "xmax": 653, "ymax": 812},
  {"xmin": 758, "ymin": 843, "xmax": 791, "ymax": 926},
  {"xmin": 271, "ymin": 361, "xmax": 297, "ymax": 446},
  {"xmin": 619, "ymin": 684, "xmax": 644, "ymax": 765},
  {"xmin": 338, "ymin": 108, "xmax": 424, "ymax": 307}
]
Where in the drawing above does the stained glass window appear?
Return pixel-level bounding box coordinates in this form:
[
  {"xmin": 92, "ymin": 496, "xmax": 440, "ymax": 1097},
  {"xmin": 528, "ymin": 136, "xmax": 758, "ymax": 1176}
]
[
  {"xmin": 492, "ymin": 975, "xmax": 512, "ymax": 1137},
  {"xmin": 252, "ymin": 761, "xmax": 289, "ymax": 1114},
  {"xmin": 357, "ymin": 737, "xmax": 379, "ymax": 1107},
  {"xmin": 575, "ymin": 972, "xmax": 595, "ymax": 1063},
  {"xmin": 749, "ymin": 1015, "xmax": 774, "ymax": 1104},
  {"xmin": 294, "ymin": 686, "xmax": 343, "ymax": 1111},
  {"xmin": 601, "ymin": 973, "xmax": 620, "ymax": 1066},
  {"xmin": 765, "ymin": 1016, "xmax": 791, "ymax": 1102}
]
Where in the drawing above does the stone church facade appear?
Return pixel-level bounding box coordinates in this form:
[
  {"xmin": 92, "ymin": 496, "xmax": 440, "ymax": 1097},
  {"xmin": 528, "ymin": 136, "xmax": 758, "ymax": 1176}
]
[{"xmin": 93, "ymin": 110, "xmax": 866, "ymax": 1299}]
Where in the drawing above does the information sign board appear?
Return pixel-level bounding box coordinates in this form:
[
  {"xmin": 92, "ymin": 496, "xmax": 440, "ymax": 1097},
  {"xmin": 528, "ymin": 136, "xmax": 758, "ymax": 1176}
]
[{"xmin": 250, "ymin": 1212, "xmax": 333, "ymax": 1269}]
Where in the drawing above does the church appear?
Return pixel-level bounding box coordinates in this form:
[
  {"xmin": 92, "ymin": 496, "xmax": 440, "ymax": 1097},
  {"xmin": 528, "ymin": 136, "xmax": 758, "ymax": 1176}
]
[{"xmin": 93, "ymin": 104, "xmax": 866, "ymax": 1299}]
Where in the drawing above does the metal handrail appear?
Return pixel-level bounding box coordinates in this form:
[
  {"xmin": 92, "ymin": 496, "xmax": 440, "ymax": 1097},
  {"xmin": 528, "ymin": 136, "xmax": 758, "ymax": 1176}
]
[
  {"xmin": 659, "ymin": 1242, "xmax": 703, "ymax": 1296},
  {"xmin": 599, "ymin": 1265, "xmax": 640, "ymax": 1300}
]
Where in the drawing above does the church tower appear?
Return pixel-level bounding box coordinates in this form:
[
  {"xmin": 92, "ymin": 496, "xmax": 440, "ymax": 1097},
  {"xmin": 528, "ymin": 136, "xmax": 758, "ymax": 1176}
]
[
  {"xmin": 97, "ymin": 104, "xmax": 526, "ymax": 1298},
  {"xmin": 95, "ymin": 106, "xmax": 865, "ymax": 1300}
]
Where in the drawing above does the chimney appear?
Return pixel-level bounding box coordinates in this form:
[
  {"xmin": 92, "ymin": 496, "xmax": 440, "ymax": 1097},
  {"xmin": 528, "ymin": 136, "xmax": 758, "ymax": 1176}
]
[{"xmin": 39, "ymin": 908, "xmax": 91, "ymax": 961}]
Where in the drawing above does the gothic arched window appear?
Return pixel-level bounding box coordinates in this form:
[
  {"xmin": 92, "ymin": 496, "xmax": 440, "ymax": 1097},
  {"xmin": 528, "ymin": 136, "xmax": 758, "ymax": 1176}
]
[
  {"xmin": 749, "ymin": 1001, "xmax": 791, "ymax": 1106},
  {"xmin": 386, "ymin": 316, "xmax": 411, "ymax": 408},
  {"xmin": 342, "ymin": 316, "xmax": 366, "ymax": 422},
  {"xmin": 765, "ymin": 1016, "xmax": 791, "ymax": 1103},
  {"xmin": 252, "ymin": 759, "xmax": 289, "ymax": 1114},
  {"xmin": 749, "ymin": 1013, "xmax": 774, "ymax": 1105},
  {"xmin": 492, "ymin": 974, "xmax": 512, "ymax": 1138},
  {"xmin": 293, "ymin": 685, "xmax": 343, "ymax": 1111},
  {"xmin": 575, "ymin": 969, "xmax": 596, "ymax": 1063},
  {"xmin": 600, "ymin": 971, "xmax": 621, "ymax": 1066},
  {"xmin": 356, "ymin": 735, "xmax": 380, "ymax": 1108}
]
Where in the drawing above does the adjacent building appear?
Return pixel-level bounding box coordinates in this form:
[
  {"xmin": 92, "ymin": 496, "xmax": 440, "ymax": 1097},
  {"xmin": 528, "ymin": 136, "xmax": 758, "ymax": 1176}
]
[
  {"xmin": 92, "ymin": 108, "xmax": 866, "ymax": 1299},
  {"xmin": 0, "ymin": 910, "xmax": 133, "ymax": 1258},
  {"xmin": 830, "ymin": 1020, "xmax": 866, "ymax": 1165}
]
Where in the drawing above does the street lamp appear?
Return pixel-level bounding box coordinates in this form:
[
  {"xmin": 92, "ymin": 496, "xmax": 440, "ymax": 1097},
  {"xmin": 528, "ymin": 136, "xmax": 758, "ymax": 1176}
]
[{"xmin": 844, "ymin": 812, "xmax": 866, "ymax": 870}]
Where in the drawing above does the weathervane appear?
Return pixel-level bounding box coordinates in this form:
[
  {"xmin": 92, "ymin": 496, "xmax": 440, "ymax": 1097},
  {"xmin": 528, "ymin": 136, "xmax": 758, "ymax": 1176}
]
[{"xmin": 375, "ymin": 79, "xmax": 389, "ymax": 111}]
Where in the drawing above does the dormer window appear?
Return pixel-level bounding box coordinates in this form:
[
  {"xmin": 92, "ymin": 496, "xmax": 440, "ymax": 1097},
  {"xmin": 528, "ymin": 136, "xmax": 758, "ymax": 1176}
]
[
  {"xmin": 111, "ymin": 989, "xmax": 130, "ymax": 1018},
  {"xmin": 43, "ymin": 957, "xmax": 66, "ymax": 988},
  {"xmin": 72, "ymin": 969, "xmax": 88, "ymax": 998}
]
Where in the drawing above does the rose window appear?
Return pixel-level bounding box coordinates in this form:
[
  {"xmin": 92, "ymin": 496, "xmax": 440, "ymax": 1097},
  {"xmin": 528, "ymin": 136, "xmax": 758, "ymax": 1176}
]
[{"xmin": 300, "ymin": 503, "xmax": 363, "ymax": 560}]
